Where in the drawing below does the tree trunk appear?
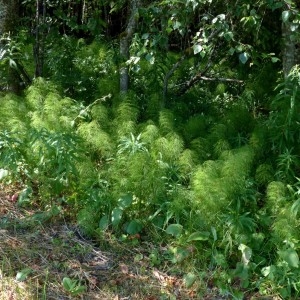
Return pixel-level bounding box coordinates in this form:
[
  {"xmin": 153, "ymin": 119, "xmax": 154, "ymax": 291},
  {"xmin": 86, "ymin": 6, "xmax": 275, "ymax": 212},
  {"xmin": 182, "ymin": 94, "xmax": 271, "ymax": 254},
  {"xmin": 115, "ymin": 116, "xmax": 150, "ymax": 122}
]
[
  {"xmin": 282, "ymin": 4, "xmax": 300, "ymax": 79},
  {"xmin": 0, "ymin": 0, "xmax": 19, "ymax": 35},
  {"xmin": 119, "ymin": 0, "xmax": 140, "ymax": 93},
  {"xmin": 282, "ymin": 22, "xmax": 298, "ymax": 79},
  {"xmin": 34, "ymin": 0, "xmax": 46, "ymax": 77},
  {"xmin": 0, "ymin": 0, "xmax": 23, "ymax": 94}
]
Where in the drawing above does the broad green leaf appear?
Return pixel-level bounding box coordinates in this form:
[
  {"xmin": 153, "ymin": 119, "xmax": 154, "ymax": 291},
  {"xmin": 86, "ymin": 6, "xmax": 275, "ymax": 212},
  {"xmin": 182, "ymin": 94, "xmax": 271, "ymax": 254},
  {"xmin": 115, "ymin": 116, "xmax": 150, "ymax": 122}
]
[
  {"xmin": 71, "ymin": 286, "xmax": 86, "ymax": 295},
  {"xmin": 63, "ymin": 277, "xmax": 75, "ymax": 291},
  {"xmin": 282, "ymin": 10, "xmax": 290, "ymax": 23},
  {"xmin": 117, "ymin": 194, "xmax": 133, "ymax": 209},
  {"xmin": 239, "ymin": 52, "xmax": 249, "ymax": 64},
  {"xmin": 173, "ymin": 20, "xmax": 182, "ymax": 30},
  {"xmin": 224, "ymin": 31, "xmax": 233, "ymax": 41},
  {"xmin": 18, "ymin": 186, "xmax": 33, "ymax": 207},
  {"xmin": 145, "ymin": 53, "xmax": 155, "ymax": 64},
  {"xmin": 261, "ymin": 265, "xmax": 276, "ymax": 278},
  {"xmin": 16, "ymin": 268, "xmax": 32, "ymax": 282},
  {"xmin": 238, "ymin": 244, "xmax": 252, "ymax": 265},
  {"xmin": 0, "ymin": 169, "xmax": 8, "ymax": 180},
  {"xmin": 99, "ymin": 215, "xmax": 109, "ymax": 230},
  {"xmin": 271, "ymin": 57, "xmax": 280, "ymax": 63},
  {"xmin": 170, "ymin": 246, "xmax": 190, "ymax": 263},
  {"xmin": 279, "ymin": 249, "xmax": 299, "ymax": 268},
  {"xmin": 126, "ymin": 220, "xmax": 143, "ymax": 234},
  {"xmin": 111, "ymin": 207, "xmax": 123, "ymax": 226},
  {"xmin": 166, "ymin": 224, "xmax": 183, "ymax": 237},
  {"xmin": 141, "ymin": 33, "xmax": 149, "ymax": 39},
  {"xmin": 193, "ymin": 44, "xmax": 202, "ymax": 55},
  {"xmin": 290, "ymin": 24, "xmax": 298, "ymax": 32},
  {"xmin": 187, "ymin": 231, "xmax": 210, "ymax": 242},
  {"xmin": 183, "ymin": 272, "xmax": 197, "ymax": 288}
]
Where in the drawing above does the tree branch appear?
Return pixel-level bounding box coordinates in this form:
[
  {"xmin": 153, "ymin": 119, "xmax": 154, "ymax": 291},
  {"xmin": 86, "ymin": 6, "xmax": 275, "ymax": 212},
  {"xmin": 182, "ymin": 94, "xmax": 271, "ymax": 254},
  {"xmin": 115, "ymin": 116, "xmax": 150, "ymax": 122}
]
[
  {"xmin": 162, "ymin": 55, "xmax": 186, "ymax": 107},
  {"xmin": 177, "ymin": 73, "xmax": 244, "ymax": 95}
]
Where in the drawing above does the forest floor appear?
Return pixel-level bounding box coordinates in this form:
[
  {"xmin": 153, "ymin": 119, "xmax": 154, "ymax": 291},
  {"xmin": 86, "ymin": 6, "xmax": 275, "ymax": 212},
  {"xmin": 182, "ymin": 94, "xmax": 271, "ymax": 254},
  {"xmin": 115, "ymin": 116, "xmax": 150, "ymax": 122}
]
[{"xmin": 0, "ymin": 186, "xmax": 274, "ymax": 300}]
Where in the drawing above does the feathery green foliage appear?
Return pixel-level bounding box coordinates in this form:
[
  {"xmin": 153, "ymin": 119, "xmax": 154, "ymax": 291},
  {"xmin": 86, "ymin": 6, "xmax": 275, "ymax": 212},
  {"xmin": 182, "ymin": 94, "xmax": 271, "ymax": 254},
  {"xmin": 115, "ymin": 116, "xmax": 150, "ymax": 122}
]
[{"xmin": 192, "ymin": 146, "xmax": 255, "ymax": 228}]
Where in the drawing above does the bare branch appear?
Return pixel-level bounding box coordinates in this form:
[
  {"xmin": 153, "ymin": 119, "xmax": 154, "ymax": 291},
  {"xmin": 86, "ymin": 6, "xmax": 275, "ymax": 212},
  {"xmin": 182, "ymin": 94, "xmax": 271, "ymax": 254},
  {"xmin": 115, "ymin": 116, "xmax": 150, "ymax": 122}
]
[{"xmin": 178, "ymin": 73, "xmax": 243, "ymax": 95}]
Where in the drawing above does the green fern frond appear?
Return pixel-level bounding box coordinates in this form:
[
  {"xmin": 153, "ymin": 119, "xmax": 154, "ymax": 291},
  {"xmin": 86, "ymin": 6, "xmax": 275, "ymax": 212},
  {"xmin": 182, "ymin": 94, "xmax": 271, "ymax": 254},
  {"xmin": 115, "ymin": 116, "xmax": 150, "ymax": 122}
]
[
  {"xmin": 255, "ymin": 164, "xmax": 274, "ymax": 186},
  {"xmin": 192, "ymin": 146, "xmax": 255, "ymax": 227},
  {"xmin": 221, "ymin": 146, "xmax": 254, "ymax": 184},
  {"xmin": 210, "ymin": 123, "xmax": 231, "ymax": 144},
  {"xmin": 116, "ymin": 121, "xmax": 137, "ymax": 138},
  {"xmin": 249, "ymin": 126, "xmax": 267, "ymax": 154},
  {"xmin": 77, "ymin": 120, "xmax": 114, "ymax": 157},
  {"xmin": 153, "ymin": 133, "xmax": 184, "ymax": 162},
  {"xmin": 30, "ymin": 93, "xmax": 77, "ymax": 132},
  {"xmin": 91, "ymin": 104, "xmax": 110, "ymax": 130},
  {"xmin": 271, "ymin": 205, "xmax": 300, "ymax": 241},
  {"xmin": 214, "ymin": 139, "xmax": 231, "ymax": 157},
  {"xmin": 189, "ymin": 137, "xmax": 211, "ymax": 161},
  {"xmin": 0, "ymin": 94, "xmax": 30, "ymax": 133},
  {"xmin": 76, "ymin": 159, "xmax": 98, "ymax": 187},
  {"xmin": 192, "ymin": 160, "xmax": 227, "ymax": 223},
  {"xmin": 266, "ymin": 181, "xmax": 287, "ymax": 215},
  {"xmin": 183, "ymin": 114, "xmax": 207, "ymax": 141},
  {"xmin": 159, "ymin": 109, "xmax": 174, "ymax": 135},
  {"xmin": 26, "ymin": 78, "xmax": 58, "ymax": 111},
  {"xmin": 178, "ymin": 149, "xmax": 197, "ymax": 174},
  {"xmin": 115, "ymin": 95, "xmax": 139, "ymax": 123},
  {"xmin": 141, "ymin": 123, "xmax": 160, "ymax": 144}
]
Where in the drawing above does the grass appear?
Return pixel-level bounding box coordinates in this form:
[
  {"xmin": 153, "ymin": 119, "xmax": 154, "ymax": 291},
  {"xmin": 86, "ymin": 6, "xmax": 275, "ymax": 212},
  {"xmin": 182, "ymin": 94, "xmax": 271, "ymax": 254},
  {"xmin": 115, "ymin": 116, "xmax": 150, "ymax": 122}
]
[{"xmin": 0, "ymin": 185, "xmax": 278, "ymax": 300}]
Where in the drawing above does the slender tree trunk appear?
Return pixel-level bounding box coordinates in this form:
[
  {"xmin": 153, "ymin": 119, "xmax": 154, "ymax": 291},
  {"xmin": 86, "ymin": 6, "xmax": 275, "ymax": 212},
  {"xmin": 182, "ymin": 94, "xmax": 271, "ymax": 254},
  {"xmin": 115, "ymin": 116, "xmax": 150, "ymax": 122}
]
[
  {"xmin": 119, "ymin": 0, "xmax": 140, "ymax": 93},
  {"xmin": 0, "ymin": 0, "xmax": 23, "ymax": 93},
  {"xmin": 34, "ymin": 0, "xmax": 46, "ymax": 77},
  {"xmin": 282, "ymin": 4, "xmax": 300, "ymax": 79},
  {"xmin": 0, "ymin": 0, "xmax": 19, "ymax": 34},
  {"xmin": 282, "ymin": 21, "xmax": 297, "ymax": 79}
]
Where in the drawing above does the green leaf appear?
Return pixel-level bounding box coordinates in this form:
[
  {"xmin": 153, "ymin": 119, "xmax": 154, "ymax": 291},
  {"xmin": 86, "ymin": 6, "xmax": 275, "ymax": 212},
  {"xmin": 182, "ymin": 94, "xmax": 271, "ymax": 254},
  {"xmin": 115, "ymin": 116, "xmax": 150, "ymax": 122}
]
[
  {"xmin": 126, "ymin": 220, "xmax": 143, "ymax": 234},
  {"xmin": 0, "ymin": 169, "xmax": 8, "ymax": 180},
  {"xmin": 18, "ymin": 186, "xmax": 33, "ymax": 207},
  {"xmin": 282, "ymin": 10, "xmax": 290, "ymax": 23},
  {"xmin": 141, "ymin": 33, "xmax": 149, "ymax": 39},
  {"xmin": 118, "ymin": 194, "xmax": 133, "ymax": 209},
  {"xmin": 171, "ymin": 247, "xmax": 190, "ymax": 263},
  {"xmin": 183, "ymin": 272, "xmax": 197, "ymax": 288},
  {"xmin": 63, "ymin": 277, "xmax": 75, "ymax": 291},
  {"xmin": 99, "ymin": 215, "xmax": 109, "ymax": 230},
  {"xmin": 166, "ymin": 224, "xmax": 183, "ymax": 237},
  {"xmin": 187, "ymin": 231, "xmax": 210, "ymax": 242},
  {"xmin": 279, "ymin": 248, "xmax": 299, "ymax": 268},
  {"xmin": 290, "ymin": 24, "xmax": 298, "ymax": 32},
  {"xmin": 271, "ymin": 57, "xmax": 280, "ymax": 63},
  {"xmin": 239, "ymin": 52, "xmax": 249, "ymax": 64},
  {"xmin": 16, "ymin": 268, "xmax": 32, "ymax": 282},
  {"xmin": 211, "ymin": 227, "xmax": 217, "ymax": 242},
  {"xmin": 145, "ymin": 53, "xmax": 155, "ymax": 64},
  {"xmin": 111, "ymin": 207, "xmax": 123, "ymax": 226},
  {"xmin": 238, "ymin": 244, "xmax": 252, "ymax": 265},
  {"xmin": 261, "ymin": 265, "xmax": 276, "ymax": 278},
  {"xmin": 224, "ymin": 31, "xmax": 233, "ymax": 41},
  {"xmin": 72, "ymin": 286, "xmax": 86, "ymax": 295},
  {"xmin": 193, "ymin": 44, "xmax": 202, "ymax": 54}
]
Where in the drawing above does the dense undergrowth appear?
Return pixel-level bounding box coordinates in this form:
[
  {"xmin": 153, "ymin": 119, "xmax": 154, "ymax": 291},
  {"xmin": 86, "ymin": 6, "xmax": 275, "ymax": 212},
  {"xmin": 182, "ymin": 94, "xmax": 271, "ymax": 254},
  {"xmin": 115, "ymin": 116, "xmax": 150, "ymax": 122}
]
[{"xmin": 1, "ymin": 38, "xmax": 300, "ymax": 299}]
